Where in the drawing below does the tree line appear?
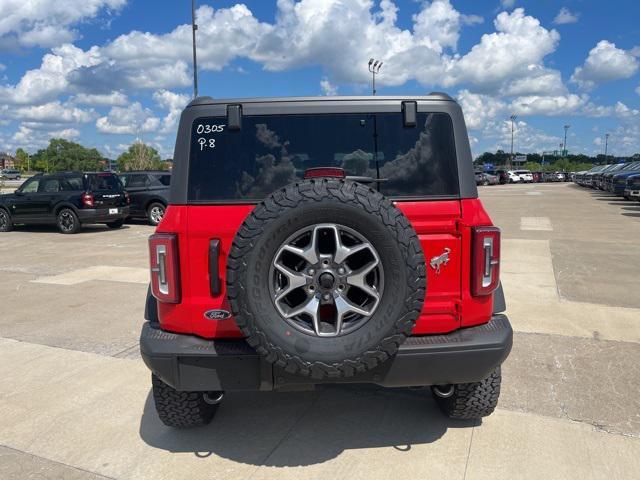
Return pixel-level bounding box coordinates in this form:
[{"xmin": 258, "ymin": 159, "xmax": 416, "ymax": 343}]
[
  {"xmin": 10, "ymin": 139, "xmax": 171, "ymax": 173},
  {"xmin": 475, "ymin": 150, "xmax": 640, "ymax": 172}
]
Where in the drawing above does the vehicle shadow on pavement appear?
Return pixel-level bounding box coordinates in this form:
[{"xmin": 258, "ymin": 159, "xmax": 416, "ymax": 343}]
[
  {"xmin": 139, "ymin": 384, "xmax": 476, "ymax": 466},
  {"xmin": 9, "ymin": 224, "xmax": 131, "ymax": 234}
]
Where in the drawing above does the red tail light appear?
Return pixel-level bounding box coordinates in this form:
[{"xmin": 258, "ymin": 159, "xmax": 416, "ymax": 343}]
[
  {"xmin": 149, "ymin": 233, "xmax": 181, "ymax": 303},
  {"xmin": 471, "ymin": 226, "xmax": 500, "ymax": 297},
  {"xmin": 81, "ymin": 193, "xmax": 94, "ymax": 208},
  {"xmin": 124, "ymin": 191, "xmax": 131, "ymax": 204},
  {"xmin": 304, "ymin": 167, "xmax": 345, "ymax": 179}
]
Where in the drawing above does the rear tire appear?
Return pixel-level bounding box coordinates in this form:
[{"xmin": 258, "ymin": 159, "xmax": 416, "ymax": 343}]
[
  {"xmin": 0, "ymin": 209, "xmax": 13, "ymax": 232},
  {"xmin": 151, "ymin": 374, "xmax": 221, "ymax": 428},
  {"xmin": 106, "ymin": 219, "xmax": 125, "ymax": 229},
  {"xmin": 432, "ymin": 367, "xmax": 501, "ymax": 419},
  {"xmin": 147, "ymin": 202, "xmax": 165, "ymax": 226},
  {"xmin": 57, "ymin": 208, "xmax": 80, "ymax": 234}
]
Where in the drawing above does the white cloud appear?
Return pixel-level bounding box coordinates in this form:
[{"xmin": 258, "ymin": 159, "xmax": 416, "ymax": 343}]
[
  {"xmin": 0, "ymin": 0, "xmax": 126, "ymax": 49},
  {"xmin": 96, "ymin": 102, "xmax": 160, "ymax": 135},
  {"xmin": 0, "ymin": 44, "xmax": 102, "ymax": 104},
  {"xmin": 500, "ymin": 0, "xmax": 516, "ymax": 9},
  {"xmin": 0, "ymin": 63, "xmax": 6, "ymax": 71},
  {"xmin": 444, "ymin": 9, "xmax": 560, "ymax": 91},
  {"xmin": 510, "ymin": 94, "xmax": 587, "ymax": 116},
  {"xmin": 49, "ymin": 128, "xmax": 80, "ymax": 139},
  {"xmin": 71, "ymin": 91, "xmax": 128, "ymax": 106},
  {"xmin": 320, "ymin": 77, "xmax": 338, "ymax": 96},
  {"xmin": 635, "ymin": 85, "xmax": 640, "ymax": 96},
  {"xmin": 571, "ymin": 40, "xmax": 639, "ymax": 90},
  {"xmin": 153, "ymin": 89, "xmax": 190, "ymax": 133},
  {"xmin": 553, "ymin": 8, "xmax": 579, "ymax": 25},
  {"xmin": 502, "ymin": 65, "xmax": 566, "ymax": 96},
  {"xmin": 12, "ymin": 101, "xmax": 94, "ymax": 124},
  {"xmin": 456, "ymin": 90, "xmax": 506, "ymax": 129}
]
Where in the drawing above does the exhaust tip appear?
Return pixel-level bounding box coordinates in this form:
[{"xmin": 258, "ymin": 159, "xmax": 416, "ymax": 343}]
[
  {"xmin": 203, "ymin": 392, "xmax": 224, "ymax": 405},
  {"xmin": 433, "ymin": 384, "xmax": 455, "ymax": 398}
]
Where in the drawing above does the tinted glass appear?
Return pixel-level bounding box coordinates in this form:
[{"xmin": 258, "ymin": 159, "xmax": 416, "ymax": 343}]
[
  {"xmin": 126, "ymin": 174, "xmax": 148, "ymax": 188},
  {"xmin": 158, "ymin": 174, "xmax": 171, "ymax": 186},
  {"xmin": 188, "ymin": 112, "xmax": 459, "ymax": 201},
  {"xmin": 88, "ymin": 174, "xmax": 122, "ymax": 191},
  {"xmin": 39, "ymin": 178, "xmax": 60, "ymax": 193},
  {"xmin": 21, "ymin": 178, "xmax": 40, "ymax": 193},
  {"xmin": 60, "ymin": 176, "xmax": 84, "ymax": 191}
]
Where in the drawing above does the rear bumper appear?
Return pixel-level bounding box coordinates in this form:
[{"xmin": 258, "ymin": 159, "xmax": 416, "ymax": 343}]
[
  {"xmin": 140, "ymin": 314, "xmax": 513, "ymax": 392},
  {"xmin": 77, "ymin": 206, "xmax": 129, "ymax": 223}
]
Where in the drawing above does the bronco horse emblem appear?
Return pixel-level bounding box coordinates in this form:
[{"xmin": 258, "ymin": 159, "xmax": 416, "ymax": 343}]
[{"xmin": 430, "ymin": 248, "xmax": 451, "ymax": 274}]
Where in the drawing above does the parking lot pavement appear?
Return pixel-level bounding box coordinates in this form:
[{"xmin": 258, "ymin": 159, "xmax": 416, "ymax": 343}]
[{"xmin": 1, "ymin": 184, "xmax": 639, "ymax": 480}]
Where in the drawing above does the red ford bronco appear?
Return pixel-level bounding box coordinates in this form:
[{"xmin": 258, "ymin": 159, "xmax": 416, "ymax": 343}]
[{"xmin": 140, "ymin": 94, "xmax": 512, "ymax": 428}]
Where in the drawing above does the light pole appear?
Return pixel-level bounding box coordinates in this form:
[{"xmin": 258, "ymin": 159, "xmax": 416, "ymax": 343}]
[
  {"xmin": 604, "ymin": 133, "xmax": 610, "ymax": 164},
  {"xmin": 563, "ymin": 124, "xmax": 570, "ymax": 157},
  {"xmin": 191, "ymin": 0, "xmax": 199, "ymax": 99},
  {"xmin": 509, "ymin": 114, "xmax": 517, "ymax": 169},
  {"xmin": 368, "ymin": 59, "xmax": 383, "ymax": 95}
]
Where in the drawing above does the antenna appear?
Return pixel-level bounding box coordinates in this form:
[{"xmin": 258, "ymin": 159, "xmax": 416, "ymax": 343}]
[{"xmin": 191, "ymin": 0, "xmax": 199, "ymax": 98}]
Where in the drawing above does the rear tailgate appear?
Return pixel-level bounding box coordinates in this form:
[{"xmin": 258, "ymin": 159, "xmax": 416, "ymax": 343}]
[{"xmin": 87, "ymin": 173, "xmax": 126, "ymax": 207}]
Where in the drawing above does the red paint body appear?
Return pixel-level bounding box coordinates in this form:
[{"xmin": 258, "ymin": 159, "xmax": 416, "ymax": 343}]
[{"xmin": 155, "ymin": 198, "xmax": 497, "ymax": 338}]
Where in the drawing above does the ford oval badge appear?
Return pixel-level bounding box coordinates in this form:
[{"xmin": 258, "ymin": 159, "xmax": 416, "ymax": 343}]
[{"xmin": 204, "ymin": 309, "xmax": 231, "ymax": 320}]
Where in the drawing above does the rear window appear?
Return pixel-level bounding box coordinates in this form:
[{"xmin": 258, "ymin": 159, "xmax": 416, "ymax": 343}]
[
  {"xmin": 88, "ymin": 174, "xmax": 122, "ymax": 191},
  {"xmin": 188, "ymin": 112, "xmax": 459, "ymax": 202}
]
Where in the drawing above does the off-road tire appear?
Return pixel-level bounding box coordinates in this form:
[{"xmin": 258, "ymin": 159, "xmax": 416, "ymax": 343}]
[
  {"xmin": 106, "ymin": 219, "xmax": 125, "ymax": 229},
  {"xmin": 57, "ymin": 208, "xmax": 80, "ymax": 234},
  {"xmin": 147, "ymin": 202, "xmax": 165, "ymax": 226},
  {"xmin": 433, "ymin": 367, "xmax": 501, "ymax": 419},
  {"xmin": 0, "ymin": 209, "xmax": 13, "ymax": 232},
  {"xmin": 227, "ymin": 178, "xmax": 426, "ymax": 380},
  {"xmin": 151, "ymin": 374, "xmax": 219, "ymax": 428}
]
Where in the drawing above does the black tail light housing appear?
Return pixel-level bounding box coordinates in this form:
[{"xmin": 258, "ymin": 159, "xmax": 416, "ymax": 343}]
[
  {"xmin": 149, "ymin": 233, "xmax": 181, "ymax": 303},
  {"xmin": 471, "ymin": 226, "xmax": 501, "ymax": 297}
]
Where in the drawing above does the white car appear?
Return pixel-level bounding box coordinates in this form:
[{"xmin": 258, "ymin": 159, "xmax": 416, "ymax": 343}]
[
  {"xmin": 507, "ymin": 171, "xmax": 521, "ymax": 183},
  {"xmin": 513, "ymin": 170, "xmax": 533, "ymax": 183}
]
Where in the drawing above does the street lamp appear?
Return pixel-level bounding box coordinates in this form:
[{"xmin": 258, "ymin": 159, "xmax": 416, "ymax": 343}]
[
  {"xmin": 368, "ymin": 58, "xmax": 383, "ymax": 95},
  {"xmin": 563, "ymin": 124, "xmax": 570, "ymax": 157},
  {"xmin": 604, "ymin": 133, "xmax": 610, "ymax": 164},
  {"xmin": 191, "ymin": 0, "xmax": 199, "ymax": 99},
  {"xmin": 509, "ymin": 114, "xmax": 517, "ymax": 169}
]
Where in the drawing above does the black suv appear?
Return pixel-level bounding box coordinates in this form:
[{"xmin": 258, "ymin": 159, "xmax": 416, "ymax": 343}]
[
  {"xmin": 119, "ymin": 171, "xmax": 171, "ymax": 226},
  {"xmin": 0, "ymin": 172, "xmax": 129, "ymax": 234}
]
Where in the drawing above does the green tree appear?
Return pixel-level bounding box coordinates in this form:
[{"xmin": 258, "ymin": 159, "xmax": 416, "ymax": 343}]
[
  {"xmin": 117, "ymin": 142, "xmax": 164, "ymax": 171},
  {"xmin": 30, "ymin": 139, "xmax": 103, "ymax": 172},
  {"xmin": 522, "ymin": 161, "xmax": 542, "ymax": 171},
  {"xmin": 14, "ymin": 148, "xmax": 30, "ymax": 171}
]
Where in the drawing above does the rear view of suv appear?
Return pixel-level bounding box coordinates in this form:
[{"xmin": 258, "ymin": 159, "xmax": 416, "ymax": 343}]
[
  {"xmin": 119, "ymin": 171, "xmax": 171, "ymax": 225},
  {"xmin": 0, "ymin": 171, "xmax": 129, "ymax": 234},
  {"xmin": 140, "ymin": 95, "xmax": 512, "ymax": 428}
]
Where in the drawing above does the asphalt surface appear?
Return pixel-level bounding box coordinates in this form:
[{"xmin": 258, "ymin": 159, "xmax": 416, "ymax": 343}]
[{"xmin": 1, "ymin": 182, "xmax": 639, "ymax": 479}]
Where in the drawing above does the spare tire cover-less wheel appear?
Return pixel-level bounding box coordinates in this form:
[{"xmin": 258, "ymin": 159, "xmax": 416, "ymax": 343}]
[{"xmin": 227, "ymin": 179, "xmax": 426, "ymax": 379}]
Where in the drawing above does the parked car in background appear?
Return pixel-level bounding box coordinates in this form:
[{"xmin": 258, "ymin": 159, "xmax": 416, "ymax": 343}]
[
  {"xmin": 119, "ymin": 171, "xmax": 171, "ymax": 226},
  {"xmin": 625, "ymin": 174, "xmax": 640, "ymax": 201},
  {"xmin": 594, "ymin": 163, "xmax": 625, "ymax": 189},
  {"xmin": 506, "ymin": 170, "xmax": 521, "ymax": 183},
  {"xmin": 513, "ymin": 170, "xmax": 533, "ymax": 183},
  {"xmin": 475, "ymin": 172, "xmax": 498, "ymax": 186},
  {"xmin": 0, "ymin": 169, "xmax": 21, "ymax": 180},
  {"xmin": 494, "ymin": 169, "xmax": 509, "ymax": 184},
  {"xmin": 0, "ymin": 172, "xmax": 129, "ymax": 234},
  {"xmin": 532, "ymin": 171, "xmax": 544, "ymax": 183},
  {"xmin": 607, "ymin": 162, "xmax": 640, "ymax": 195}
]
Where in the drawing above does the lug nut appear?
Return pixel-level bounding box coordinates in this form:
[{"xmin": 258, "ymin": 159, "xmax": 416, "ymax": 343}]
[
  {"xmin": 338, "ymin": 284, "xmax": 345, "ymax": 291},
  {"xmin": 308, "ymin": 268, "xmax": 315, "ymax": 275},
  {"xmin": 337, "ymin": 267, "xmax": 345, "ymax": 275},
  {"xmin": 323, "ymin": 293, "xmax": 331, "ymax": 300},
  {"xmin": 308, "ymin": 285, "xmax": 315, "ymax": 292}
]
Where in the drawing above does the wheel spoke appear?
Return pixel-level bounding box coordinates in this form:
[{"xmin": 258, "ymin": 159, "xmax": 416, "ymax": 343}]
[
  {"xmin": 333, "ymin": 294, "xmax": 371, "ymax": 335},
  {"xmin": 281, "ymin": 226, "xmax": 320, "ymax": 265},
  {"xmin": 274, "ymin": 262, "xmax": 308, "ymax": 301},
  {"xmin": 285, "ymin": 296, "xmax": 321, "ymax": 332},
  {"xmin": 329, "ymin": 226, "xmax": 372, "ymax": 264},
  {"xmin": 346, "ymin": 258, "xmax": 380, "ymax": 301}
]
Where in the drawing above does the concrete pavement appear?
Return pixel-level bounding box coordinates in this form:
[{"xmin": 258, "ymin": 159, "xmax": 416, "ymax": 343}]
[{"xmin": 1, "ymin": 182, "xmax": 639, "ymax": 479}]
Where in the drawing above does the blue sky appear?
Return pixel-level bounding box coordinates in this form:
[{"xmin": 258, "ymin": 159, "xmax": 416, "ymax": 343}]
[{"xmin": 1, "ymin": 0, "xmax": 639, "ymax": 160}]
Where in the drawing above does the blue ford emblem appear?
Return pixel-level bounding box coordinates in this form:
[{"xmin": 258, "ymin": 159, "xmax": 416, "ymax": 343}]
[{"xmin": 204, "ymin": 309, "xmax": 231, "ymax": 320}]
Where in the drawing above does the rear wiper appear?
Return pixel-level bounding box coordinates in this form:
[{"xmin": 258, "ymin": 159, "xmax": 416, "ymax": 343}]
[{"xmin": 346, "ymin": 176, "xmax": 388, "ymax": 184}]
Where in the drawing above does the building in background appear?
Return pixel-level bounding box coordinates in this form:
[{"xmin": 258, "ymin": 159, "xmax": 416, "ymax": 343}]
[{"xmin": 0, "ymin": 153, "xmax": 16, "ymax": 169}]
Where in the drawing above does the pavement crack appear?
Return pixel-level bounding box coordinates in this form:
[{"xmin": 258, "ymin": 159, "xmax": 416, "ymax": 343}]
[{"xmin": 462, "ymin": 425, "xmax": 475, "ymax": 480}]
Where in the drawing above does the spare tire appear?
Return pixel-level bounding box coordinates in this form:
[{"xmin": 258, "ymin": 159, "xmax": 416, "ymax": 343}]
[{"xmin": 227, "ymin": 178, "xmax": 426, "ymax": 379}]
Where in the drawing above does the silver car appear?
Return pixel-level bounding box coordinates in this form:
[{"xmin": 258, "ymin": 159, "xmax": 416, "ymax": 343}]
[{"xmin": 0, "ymin": 169, "xmax": 21, "ymax": 180}]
